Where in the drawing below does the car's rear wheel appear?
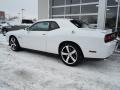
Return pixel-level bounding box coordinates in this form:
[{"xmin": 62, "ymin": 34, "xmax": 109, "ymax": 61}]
[
  {"xmin": 59, "ymin": 43, "xmax": 84, "ymax": 66},
  {"xmin": 9, "ymin": 36, "xmax": 20, "ymax": 51}
]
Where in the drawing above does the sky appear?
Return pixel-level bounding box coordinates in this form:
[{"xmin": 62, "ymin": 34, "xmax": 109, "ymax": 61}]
[{"xmin": 0, "ymin": 0, "xmax": 38, "ymax": 19}]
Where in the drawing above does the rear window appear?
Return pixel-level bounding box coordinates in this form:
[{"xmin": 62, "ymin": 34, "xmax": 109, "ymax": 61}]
[{"xmin": 70, "ymin": 20, "xmax": 89, "ymax": 28}]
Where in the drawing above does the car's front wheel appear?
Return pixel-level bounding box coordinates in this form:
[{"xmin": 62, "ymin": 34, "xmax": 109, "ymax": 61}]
[
  {"xmin": 59, "ymin": 43, "xmax": 84, "ymax": 66},
  {"xmin": 9, "ymin": 36, "xmax": 20, "ymax": 51}
]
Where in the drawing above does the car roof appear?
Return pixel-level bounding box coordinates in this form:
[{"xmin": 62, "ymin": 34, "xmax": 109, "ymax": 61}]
[
  {"xmin": 37, "ymin": 18, "xmax": 73, "ymax": 22},
  {"xmin": 36, "ymin": 18, "xmax": 78, "ymax": 29}
]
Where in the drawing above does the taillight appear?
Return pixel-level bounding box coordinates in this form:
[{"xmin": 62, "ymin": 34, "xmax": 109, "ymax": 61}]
[{"xmin": 104, "ymin": 32, "xmax": 117, "ymax": 43}]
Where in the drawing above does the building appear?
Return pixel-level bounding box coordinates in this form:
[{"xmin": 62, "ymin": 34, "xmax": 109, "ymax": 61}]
[
  {"xmin": 38, "ymin": 0, "xmax": 120, "ymax": 30},
  {"xmin": 0, "ymin": 11, "xmax": 5, "ymax": 23}
]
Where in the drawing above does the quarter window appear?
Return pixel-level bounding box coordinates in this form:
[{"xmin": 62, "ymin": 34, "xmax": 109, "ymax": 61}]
[{"xmin": 50, "ymin": 21, "xmax": 60, "ymax": 30}]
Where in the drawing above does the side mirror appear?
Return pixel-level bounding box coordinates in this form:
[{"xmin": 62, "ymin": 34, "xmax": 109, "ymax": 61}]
[{"xmin": 24, "ymin": 27, "xmax": 29, "ymax": 31}]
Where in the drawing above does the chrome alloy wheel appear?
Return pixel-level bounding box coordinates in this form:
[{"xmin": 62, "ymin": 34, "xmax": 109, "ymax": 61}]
[
  {"xmin": 61, "ymin": 45, "xmax": 78, "ymax": 65},
  {"xmin": 10, "ymin": 37, "xmax": 17, "ymax": 51}
]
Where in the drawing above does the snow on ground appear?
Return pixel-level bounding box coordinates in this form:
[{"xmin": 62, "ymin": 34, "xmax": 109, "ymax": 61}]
[
  {"xmin": 0, "ymin": 34, "xmax": 8, "ymax": 45},
  {"xmin": 0, "ymin": 34, "xmax": 120, "ymax": 90}
]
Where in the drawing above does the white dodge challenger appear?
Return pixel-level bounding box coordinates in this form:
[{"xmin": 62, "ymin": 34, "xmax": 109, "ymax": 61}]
[{"xmin": 6, "ymin": 19, "xmax": 117, "ymax": 66}]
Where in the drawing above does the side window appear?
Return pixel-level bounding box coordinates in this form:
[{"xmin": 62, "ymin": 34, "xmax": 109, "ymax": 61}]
[
  {"xmin": 49, "ymin": 21, "xmax": 60, "ymax": 30},
  {"xmin": 29, "ymin": 22, "xmax": 49, "ymax": 31}
]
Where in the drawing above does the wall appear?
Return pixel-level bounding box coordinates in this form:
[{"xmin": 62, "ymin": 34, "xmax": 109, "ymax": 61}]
[{"xmin": 38, "ymin": 0, "xmax": 49, "ymax": 19}]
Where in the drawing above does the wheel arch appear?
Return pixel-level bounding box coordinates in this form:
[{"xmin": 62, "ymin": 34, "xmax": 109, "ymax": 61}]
[{"xmin": 58, "ymin": 41, "xmax": 84, "ymax": 58}]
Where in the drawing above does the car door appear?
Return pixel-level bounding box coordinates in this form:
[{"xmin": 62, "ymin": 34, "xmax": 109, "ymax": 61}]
[
  {"xmin": 21, "ymin": 21, "xmax": 50, "ymax": 51},
  {"xmin": 44, "ymin": 21, "xmax": 60, "ymax": 53}
]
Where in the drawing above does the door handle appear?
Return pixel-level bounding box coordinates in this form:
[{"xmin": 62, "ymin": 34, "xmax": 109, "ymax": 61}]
[{"xmin": 42, "ymin": 34, "xmax": 46, "ymax": 35}]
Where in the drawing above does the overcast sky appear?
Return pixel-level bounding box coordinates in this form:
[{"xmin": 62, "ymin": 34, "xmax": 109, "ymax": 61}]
[{"xmin": 0, "ymin": 0, "xmax": 38, "ymax": 19}]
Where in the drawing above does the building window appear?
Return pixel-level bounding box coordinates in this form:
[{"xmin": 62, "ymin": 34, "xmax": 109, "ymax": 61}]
[
  {"xmin": 66, "ymin": 6, "xmax": 80, "ymax": 14},
  {"xmin": 66, "ymin": 0, "xmax": 81, "ymax": 5},
  {"xmin": 52, "ymin": 16, "xmax": 64, "ymax": 18},
  {"xmin": 71, "ymin": 16, "xmax": 80, "ymax": 19},
  {"xmin": 65, "ymin": 16, "xmax": 79, "ymax": 19},
  {"xmin": 117, "ymin": 6, "xmax": 120, "ymax": 33},
  {"xmin": 105, "ymin": 7, "xmax": 117, "ymax": 29},
  {"xmin": 81, "ymin": 4, "xmax": 98, "ymax": 14},
  {"xmin": 52, "ymin": 0, "xmax": 65, "ymax": 6},
  {"xmin": 82, "ymin": 0, "xmax": 99, "ymax": 3},
  {"xmin": 107, "ymin": 0, "xmax": 118, "ymax": 6},
  {"xmin": 118, "ymin": 6, "xmax": 120, "ymax": 29},
  {"xmin": 50, "ymin": 0, "xmax": 99, "ymax": 25},
  {"xmin": 65, "ymin": 16, "xmax": 71, "ymax": 19},
  {"xmin": 52, "ymin": 7, "xmax": 64, "ymax": 15},
  {"xmin": 105, "ymin": 0, "xmax": 119, "ymax": 31},
  {"xmin": 105, "ymin": 0, "xmax": 120, "ymax": 33},
  {"xmin": 81, "ymin": 15, "xmax": 97, "ymax": 24}
]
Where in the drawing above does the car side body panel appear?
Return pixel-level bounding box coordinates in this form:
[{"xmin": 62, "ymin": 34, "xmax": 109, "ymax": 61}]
[{"xmin": 6, "ymin": 19, "xmax": 117, "ymax": 59}]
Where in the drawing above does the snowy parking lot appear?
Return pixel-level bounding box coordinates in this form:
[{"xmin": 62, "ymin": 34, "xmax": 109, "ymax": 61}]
[{"xmin": 0, "ymin": 34, "xmax": 120, "ymax": 90}]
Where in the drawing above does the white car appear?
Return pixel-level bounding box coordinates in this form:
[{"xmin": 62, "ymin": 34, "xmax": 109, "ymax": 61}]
[{"xmin": 6, "ymin": 19, "xmax": 117, "ymax": 66}]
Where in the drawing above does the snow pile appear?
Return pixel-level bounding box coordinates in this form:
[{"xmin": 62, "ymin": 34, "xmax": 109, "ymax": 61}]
[
  {"xmin": 0, "ymin": 34, "xmax": 120, "ymax": 90},
  {"xmin": 0, "ymin": 34, "xmax": 8, "ymax": 45}
]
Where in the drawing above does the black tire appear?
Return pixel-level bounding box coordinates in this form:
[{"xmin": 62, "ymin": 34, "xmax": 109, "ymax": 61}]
[
  {"xmin": 59, "ymin": 43, "xmax": 84, "ymax": 66},
  {"xmin": 9, "ymin": 36, "xmax": 20, "ymax": 51}
]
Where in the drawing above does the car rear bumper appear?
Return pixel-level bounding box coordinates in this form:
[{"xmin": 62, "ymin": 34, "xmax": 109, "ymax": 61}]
[
  {"xmin": 102, "ymin": 41, "xmax": 116, "ymax": 58},
  {"xmin": 85, "ymin": 40, "xmax": 117, "ymax": 59}
]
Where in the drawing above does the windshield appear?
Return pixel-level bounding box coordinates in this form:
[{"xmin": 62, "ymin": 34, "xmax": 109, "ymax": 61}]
[{"xmin": 70, "ymin": 20, "xmax": 89, "ymax": 28}]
